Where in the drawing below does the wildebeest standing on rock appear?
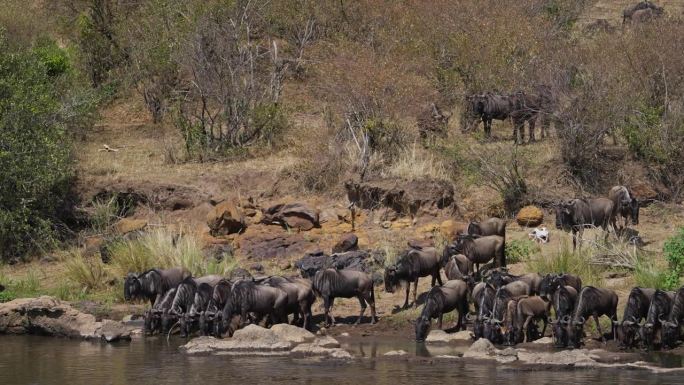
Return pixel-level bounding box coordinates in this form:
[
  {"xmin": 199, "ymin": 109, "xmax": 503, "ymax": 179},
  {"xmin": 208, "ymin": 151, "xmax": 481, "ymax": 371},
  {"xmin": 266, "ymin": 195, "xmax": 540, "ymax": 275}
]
[
  {"xmin": 469, "ymin": 281, "xmax": 497, "ymax": 339},
  {"xmin": 640, "ymin": 289, "xmax": 675, "ymax": 350},
  {"xmin": 144, "ymin": 287, "xmax": 177, "ymax": 335},
  {"xmin": 661, "ymin": 286, "xmax": 684, "ymax": 349},
  {"xmin": 415, "ymin": 279, "xmax": 471, "ymax": 342},
  {"xmin": 486, "ymin": 280, "xmax": 531, "ymax": 343},
  {"xmin": 567, "ymin": 286, "xmax": 618, "ymax": 348},
  {"xmin": 555, "ymin": 198, "xmax": 615, "ymax": 250},
  {"xmin": 312, "ymin": 268, "xmax": 376, "ymax": 327},
  {"xmin": 548, "ymin": 285, "xmax": 578, "ymax": 347},
  {"xmin": 454, "ymin": 234, "xmax": 505, "ymax": 275},
  {"xmin": 385, "ymin": 247, "xmax": 443, "ymax": 309},
  {"xmin": 609, "ymin": 185, "xmax": 639, "ymax": 232},
  {"xmin": 124, "ymin": 267, "xmax": 191, "ymax": 306},
  {"xmin": 199, "ymin": 279, "xmax": 233, "ymax": 336},
  {"xmin": 618, "ymin": 287, "xmax": 655, "ymax": 349},
  {"xmin": 216, "ymin": 279, "xmax": 289, "ymax": 337}
]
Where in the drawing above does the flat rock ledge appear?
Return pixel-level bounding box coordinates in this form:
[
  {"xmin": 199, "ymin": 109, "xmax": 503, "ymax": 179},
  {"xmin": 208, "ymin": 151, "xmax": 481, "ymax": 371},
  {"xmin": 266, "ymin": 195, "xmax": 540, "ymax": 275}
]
[
  {"xmin": 426, "ymin": 330, "xmax": 473, "ymax": 343},
  {"xmin": 0, "ymin": 296, "xmax": 131, "ymax": 342},
  {"xmin": 463, "ymin": 338, "xmax": 602, "ymax": 367},
  {"xmin": 181, "ymin": 324, "xmax": 351, "ymax": 359}
]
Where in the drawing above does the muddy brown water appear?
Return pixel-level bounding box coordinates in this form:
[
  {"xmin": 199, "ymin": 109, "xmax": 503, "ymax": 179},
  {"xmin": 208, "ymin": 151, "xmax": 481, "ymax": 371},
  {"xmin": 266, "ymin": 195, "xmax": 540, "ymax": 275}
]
[{"xmin": 0, "ymin": 335, "xmax": 682, "ymax": 385}]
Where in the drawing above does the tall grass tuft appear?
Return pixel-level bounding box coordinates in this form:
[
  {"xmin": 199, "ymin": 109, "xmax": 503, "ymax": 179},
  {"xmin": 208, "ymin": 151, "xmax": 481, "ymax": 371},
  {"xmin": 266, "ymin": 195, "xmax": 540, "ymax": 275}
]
[
  {"xmin": 526, "ymin": 241, "xmax": 604, "ymax": 286},
  {"xmin": 65, "ymin": 250, "xmax": 110, "ymax": 292},
  {"xmin": 90, "ymin": 195, "xmax": 121, "ymax": 233},
  {"xmin": 383, "ymin": 144, "xmax": 448, "ymax": 181}
]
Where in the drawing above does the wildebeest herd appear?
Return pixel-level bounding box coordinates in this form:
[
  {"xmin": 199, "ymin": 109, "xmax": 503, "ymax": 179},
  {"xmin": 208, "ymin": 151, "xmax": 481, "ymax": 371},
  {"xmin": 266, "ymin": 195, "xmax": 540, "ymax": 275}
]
[{"xmin": 123, "ymin": 184, "xmax": 682, "ymax": 351}]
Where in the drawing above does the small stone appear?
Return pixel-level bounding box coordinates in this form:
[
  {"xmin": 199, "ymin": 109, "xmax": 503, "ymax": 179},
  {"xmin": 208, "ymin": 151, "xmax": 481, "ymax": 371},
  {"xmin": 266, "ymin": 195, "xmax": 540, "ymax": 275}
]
[
  {"xmin": 384, "ymin": 350, "xmax": 408, "ymax": 356},
  {"xmin": 339, "ymin": 332, "xmax": 350, "ymax": 337},
  {"xmin": 532, "ymin": 336, "xmax": 553, "ymax": 344},
  {"xmin": 313, "ymin": 336, "xmax": 340, "ymax": 348}
]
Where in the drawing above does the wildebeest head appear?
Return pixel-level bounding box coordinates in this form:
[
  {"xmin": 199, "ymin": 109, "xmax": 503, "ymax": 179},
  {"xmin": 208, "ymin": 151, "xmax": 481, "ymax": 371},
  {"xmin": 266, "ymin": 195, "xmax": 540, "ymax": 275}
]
[
  {"xmin": 620, "ymin": 318, "xmax": 640, "ymax": 348},
  {"xmin": 554, "ymin": 201, "xmax": 574, "ymax": 230},
  {"xmin": 467, "ymin": 221, "xmax": 482, "ymax": 236},
  {"xmin": 161, "ymin": 309, "xmax": 178, "ymax": 335},
  {"xmin": 628, "ymin": 198, "xmax": 639, "ymax": 225},
  {"xmin": 199, "ymin": 311, "xmax": 215, "ymax": 336},
  {"xmin": 415, "ymin": 315, "xmax": 431, "ymax": 342},
  {"xmin": 441, "ymin": 242, "xmax": 459, "ymax": 267},
  {"xmin": 641, "ymin": 322, "xmax": 656, "ymax": 349},
  {"xmin": 550, "ymin": 315, "xmax": 570, "ymax": 347},
  {"xmin": 539, "ymin": 274, "xmax": 556, "ymax": 299},
  {"xmin": 661, "ymin": 318, "xmax": 680, "ymax": 349},
  {"xmin": 487, "ymin": 270, "xmax": 512, "ymax": 289},
  {"xmin": 179, "ymin": 313, "xmax": 198, "ymax": 338},
  {"xmin": 384, "ymin": 265, "xmax": 399, "ymax": 293},
  {"xmin": 484, "ymin": 318, "xmax": 504, "ymax": 344},
  {"xmin": 460, "ymin": 95, "xmax": 485, "ymax": 132},
  {"xmin": 123, "ymin": 273, "xmax": 141, "ymax": 301},
  {"xmin": 568, "ymin": 316, "xmax": 585, "ymax": 348}
]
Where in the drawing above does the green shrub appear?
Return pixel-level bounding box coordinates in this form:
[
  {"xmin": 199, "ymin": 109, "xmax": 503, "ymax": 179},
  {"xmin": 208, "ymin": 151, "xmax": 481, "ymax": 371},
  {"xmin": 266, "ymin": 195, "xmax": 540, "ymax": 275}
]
[
  {"xmin": 505, "ymin": 239, "xmax": 538, "ymax": 264},
  {"xmin": 662, "ymin": 227, "xmax": 684, "ymax": 289},
  {"xmin": 32, "ymin": 38, "xmax": 71, "ymax": 78},
  {"xmin": 634, "ymin": 260, "xmax": 671, "ymax": 290}
]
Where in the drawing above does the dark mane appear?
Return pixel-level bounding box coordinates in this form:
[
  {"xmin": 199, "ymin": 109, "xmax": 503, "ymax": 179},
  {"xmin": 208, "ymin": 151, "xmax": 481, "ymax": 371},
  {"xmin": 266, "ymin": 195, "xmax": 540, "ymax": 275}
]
[
  {"xmin": 669, "ymin": 287, "xmax": 684, "ymax": 322},
  {"xmin": 646, "ymin": 290, "xmax": 673, "ymax": 324},
  {"xmin": 573, "ymin": 286, "xmax": 600, "ymax": 321},
  {"xmin": 420, "ymin": 286, "xmax": 445, "ymax": 320},
  {"xmin": 623, "ymin": 287, "xmax": 650, "ymax": 322}
]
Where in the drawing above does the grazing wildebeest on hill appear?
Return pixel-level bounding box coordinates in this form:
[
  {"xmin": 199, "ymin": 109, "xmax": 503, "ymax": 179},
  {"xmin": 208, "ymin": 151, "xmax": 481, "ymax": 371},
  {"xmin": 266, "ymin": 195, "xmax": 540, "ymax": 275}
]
[
  {"xmin": 555, "ymin": 198, "xmax": 615, "ymax": 250},
  {"xmin": 567, "ymin": 286, "xmax": 618, "ymax": 348},
  {"xmin": 623, "ymin": 1, "xmax": 664, "ymax": 24},
  {"xmin": 618, "ymin": 287, "xmax": 655, "ymax": 349},
  {"xmin": 461, "ymin": 93, "xmax": 515, "ymax": 139},
  {"xmin": 385, "ymin": 247, "xmax": 443, "ymax": 309},
  {"xmin": 216, "ymin": 279, "xmax": 289, "ymax": 337},
  {"xmin": 609, "ymin": 185, "xmax": 639, "ymax": 232},
  {"xmin": 124, "ymin": 267, "xmax": 191, "ymax": 306},
  {"xmin": 661, "ymin": 287, "xmax": 684, "ymax": 349},
  {"xmin": 641, "ymin": 289, "xmax": 675, "ymax": 350},
  {"xmin": 548, "ymin": 285, "xmax": 577, "ymax": 347},
  {"xmin": 454, "ymin": 234, "xmax": 506, "ymax": 274},
  {"xmin": 414, "ymin": 279, "xmax": 471, "ymax": 342},
  {"xmin": 418, "ymin": 102, "xmax": 451, "ymax": 145},
  {"xmin": 312, "ymin": 268, "xmax": 376, "ymax": 327}
]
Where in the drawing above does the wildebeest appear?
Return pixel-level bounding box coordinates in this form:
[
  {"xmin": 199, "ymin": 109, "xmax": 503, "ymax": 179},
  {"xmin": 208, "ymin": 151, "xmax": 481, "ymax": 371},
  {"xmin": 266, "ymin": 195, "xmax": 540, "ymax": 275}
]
[
  {"xmin": 418, "ymin": 102, "xmax": 451, "ymax": 145},
  {"xmin": 555, "ymin": 198, "xmax": 615, "ymax": 250},
  {"xmin": 609, "ymin": 186, "xmax": 639, "ymax": 232},
  {"xmin": 415, "ymin": 279, "xmax": 471, "ymax": 342},
  {"xmin": 467, "ymin": 218, "xmax": 506, "ymax": 239},
  {"xmin": 505, "ymin": 296, "xmax": 550, "ymax": 345},
  {"xmin": 123, "ymin": 267, "xmax": 191, "ymax": 306},
  {"xmin": 641, "ymin": 289, "xmax": 675, "ymax": 350},
  {"xmin": 567, "ymin": 287, "xmax": 618, "ymax": 348},
  {"xmin": 618, "ymin": 287, "xmax": 655, "ymax": 349},
  {"xmin": 623, "ymin": 1, "xmax": 664, "ymax": 23},
  {"xmin": 385, "ymin": 247, "xmax": 443, "ymax": 309},
  {"xmin": 454, "ymin": 234, "xmax": 506, "ymax": 274},
  {"xmin": 538, "ymin": 273, "xmax": 583, "ymax": 300},
  {"xmin": 179, "ymin": 282, "xmax": 216, "ymax": 337},
  {"xmin": 199, "ymin": 279, "xmax": 233, "ymax": 336},
  {"xmin": 444, "ymin": 254, "xmax": 473, "ymax": 280},
  {"xmin": 461, "ymin": 93, "xmax": 515, "ymax": 139},
  {"xmin": 162, "ymin": 275, "xmax": 223, "ymax": 336},
  {"xmin": 488, "ymin": 271, "xmax": 542, "ymax": 295},
  {"xmin": 469, "ymin": 281, "xmax": 497, "ymax": 339},
  {"xmin": 486, "ymin": 281, "xmax": 531, "ymax": 343},
  {"xmin": 662, "ymin": 286, "xmax": 684, "ymax": 349},
  {"xmin": 144, "ymin": 287, "xmax": 177, "ymax": 335},
  {"xmin": 312, "ymin": 268, "xmax": 376, "ymax": 327},
  {"xmin": 262, "ymin": 276, "xmax": 315, "ymax": 330},
  {"xmin": 548, "ymin": 285, "xmax": 578, "ymax": 347},
  {"xmin": 216, "ymin": 279, "xmax": 289, "ymax": 337}
]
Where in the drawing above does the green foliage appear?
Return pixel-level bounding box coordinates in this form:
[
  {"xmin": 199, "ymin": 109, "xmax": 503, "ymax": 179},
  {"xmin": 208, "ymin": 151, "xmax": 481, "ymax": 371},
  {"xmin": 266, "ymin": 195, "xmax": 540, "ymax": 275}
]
[
  {"xmin": 505, "ymin": 239, "xmax": 538, "ymax": 264},
  {"xmin": 526, "ymin": 241, "xmax": 603, "ymax": 286},
  {"xmin": 662, "ymin": 228, "xmax": 684, "ymax": 289},
  {"xmin": 623, "ymin": 105, "xmax": 666, "ymax": 162},
  {"xmin": 250, "ymin": 104, "xmax": 288, "ymax": 146},
  {"xmin": 0, "ymin": 31, "xmax": 74, "ymax": 260},
  {"xmin": 0, "ymin": 290, "xmax": 16, "ymax": 303},
  {"xmin": 634, "ymin": 260, "xmax": 671, "ymax": 290},
  {"xmin": 33, "ymin": 38, "xmax": 71, "ymax": 78}
]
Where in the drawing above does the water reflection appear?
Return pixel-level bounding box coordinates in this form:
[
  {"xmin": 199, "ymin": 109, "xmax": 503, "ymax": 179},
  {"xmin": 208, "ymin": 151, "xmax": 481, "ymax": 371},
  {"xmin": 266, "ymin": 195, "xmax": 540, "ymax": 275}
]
[{"xmin": 0, "ymin": 335, "xmax": 681, "ymax": 385}]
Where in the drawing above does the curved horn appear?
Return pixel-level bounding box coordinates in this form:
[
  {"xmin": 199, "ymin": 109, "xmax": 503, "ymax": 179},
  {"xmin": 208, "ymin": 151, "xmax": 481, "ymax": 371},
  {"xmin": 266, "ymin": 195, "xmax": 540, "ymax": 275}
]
[
  {"xmin": 465, "ymin": 313, "xmax": 475, "ymax": 321},
  {"xmin": 548, "ymin": 317, "xmax": 556, "ymax": 324},
  {"xmin": 658, "ymin": 314, "xmax": 667, "ymax": 324},
  {"xmin": 577, "ymin": 316, "xmax": 585, "ymax": 324}
]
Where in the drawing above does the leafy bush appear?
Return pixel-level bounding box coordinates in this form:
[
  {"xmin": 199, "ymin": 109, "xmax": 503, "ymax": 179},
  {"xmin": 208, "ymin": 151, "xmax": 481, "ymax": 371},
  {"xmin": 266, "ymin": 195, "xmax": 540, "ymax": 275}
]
[
  {"xmin": 505, "ymin": 239, "xmax": 538, "ymax": 264},
  {"xmin": 662, "ymin": 228, "xmax": 684, "ymax": 289},
  {"xmin": 0, "ymin": 32, "xmax": 74, "ymax": 261}
]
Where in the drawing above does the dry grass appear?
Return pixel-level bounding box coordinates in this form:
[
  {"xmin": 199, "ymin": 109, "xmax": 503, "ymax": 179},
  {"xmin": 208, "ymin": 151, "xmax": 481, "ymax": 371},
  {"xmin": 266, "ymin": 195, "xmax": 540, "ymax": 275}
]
[
  {"xmin": 382, "ymin": 143, "xmax": 448, "ymax": 181},
  {"xmin": 64, "ymin": 250, "xmax": 110, "ymax": 292}
]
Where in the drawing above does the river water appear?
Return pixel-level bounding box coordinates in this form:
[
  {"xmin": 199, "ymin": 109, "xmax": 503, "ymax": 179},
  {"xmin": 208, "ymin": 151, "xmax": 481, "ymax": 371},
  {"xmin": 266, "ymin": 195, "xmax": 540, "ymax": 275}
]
[{"xmin": 0, "ymin": 335, "xmax": 681, "ymax": 385}]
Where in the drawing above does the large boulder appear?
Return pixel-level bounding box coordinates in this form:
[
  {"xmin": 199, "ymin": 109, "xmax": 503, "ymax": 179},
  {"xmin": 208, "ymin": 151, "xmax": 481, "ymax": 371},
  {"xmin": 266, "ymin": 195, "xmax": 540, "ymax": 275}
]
[
  {"xmin": 332, "ymin": 233, "xmax": 359, "ymax": 253},
  {"xmin": 207, "ymin": 200, "xmax": 246, "ymax": 236},
  {"xmin": 180, "ymin": 325, "xmax": 293, "ymax": 355},
  {"xmin": 516, "ymin": 205, "xmax": 544, "ymax": 227},
  {"xmin": 0, "ymin": 296, "xmax": 131, "ymax": 342},
  {"xmin": 289, "ymin": 336, "xmax": 350, "ymax": 360},
  {"xmin": 463, "ymin": 338, "xmax": 496, "ymax": 359},
  {"xmin": 238, "ymin": 228, "xmax": 311, "ymax": 260},
  {"xmin": 345, "ymin": 178, "xmax": 457, "ymax": 218},
  {"xmin": 262, "ymin": 202, "xmax": 320, "ymax": 231},
  {"xmin": 270, "ymin": 324, "xmax": 316, "ymax": 344}
]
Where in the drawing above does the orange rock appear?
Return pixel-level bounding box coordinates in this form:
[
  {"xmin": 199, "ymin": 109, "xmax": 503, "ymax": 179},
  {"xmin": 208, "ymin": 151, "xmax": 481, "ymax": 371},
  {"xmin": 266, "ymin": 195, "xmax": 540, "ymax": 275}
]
[
  {"xmin": 207, "ymin": 199, "xmax": 246, "ymax": 236},
  {"xmin": 516, "ymin": 206, "xmax": 544, "ymax": 227}
]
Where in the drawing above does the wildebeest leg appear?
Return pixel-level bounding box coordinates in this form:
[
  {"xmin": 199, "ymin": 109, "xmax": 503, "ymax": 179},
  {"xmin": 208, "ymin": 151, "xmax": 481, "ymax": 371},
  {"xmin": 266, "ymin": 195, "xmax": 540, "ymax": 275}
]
[
  {"xmin": 593, "ymin": 314, "xmax": 606, "ymax": 343},
  {"xmin": 403, "ymin": 283, "xmax": 410, "ymax": 309},
  {"xmin": 438, "ymin": 313, "xmax": 443, "ymax": 330},
  {"xmin": 522, "ymin": 315, "xmax": 534, "ymax": 342},
  {"xmin": 412, "ymin": 279, "xmax": 419, "ymax": 308},
  {"xmin": 323, "ymin": 296, "xmax": 332, "ymax": 326},
  {"xmin": 541, "ymin": 317, "xmax": 548, "ymax": 337},
  {"xmin": 365, "ymin": 287, "xmax": 377, "ymax": 324},
  {"xmin": 435, "ymin": 270, "xmax": 443, "ymax": 286},
  {"xmin": 528, "ymin": 118, "xmax": 536, "ymax": 143},
  {"xmin": 514, "ymin": 119, "xmax": 523, "ymax": 145},
  {"xmin": 355, "ymin": 295, "xmax": 367, "ymax": 325},
  {"xmin": 484, "ymin": 117, "xmax": 491, "ymax": 138},
  {"xmin": 300, "ymin": 301, "xmax": 311, "ymax": 330}
]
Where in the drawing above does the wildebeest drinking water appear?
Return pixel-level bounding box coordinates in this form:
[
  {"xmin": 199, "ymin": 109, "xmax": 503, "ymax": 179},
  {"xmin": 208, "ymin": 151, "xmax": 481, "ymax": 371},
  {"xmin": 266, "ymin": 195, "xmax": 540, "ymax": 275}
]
[
  {"xmin": 469, "ymin": 281, "xmax": 497, "ymax": 339},
  {"xmin": 199, "ymin": 279, "xmax": 233, "ymax": 336},
  {"xmin": 567, "ymin": 286, "xmax": 618, "ymax": 348},
  {"xmin": 144, "ymin": 287, "xmax": 177, "ymax": 335},
  {"xmin": 548, "ymin": 285, "xmax": 577, "ymax": 347},
  {"xmin": 661, "ymin": 286, "xmax": 684, "ymax": 349},
  {"xmin": 640, "ymin": 289, "xmax": 675, "ymax": 350},
  {"xmin": 124, "ymin": 267, "xmax": 191, "ymax": 306},
  {"xmin": 312, "ymin": 268, "xmax": 376, "ymax": 327},
  {"xmin": 504, "ymin": 295, "xmax": 550, "ymax": 345},
  {"xmin": 385, "ymin": 247, "xmax": 443, "ymax": 309},
  {"xmin": 163, "ymin": 275, "xmax": 223, "ymax": 337},
  {"xmin": 262, "ymin": 276, "xmax": 315, "ymax": 330},
  {"xmin": 486, "ymin": 280, "xmax": 531, "ymax": 343},
  {"xmin": 216, "ymin": 279, "xmax": 289, "ymax": 337},
  {"xmin": 618, "ymin": 287, "xmax": 655, "ymax": 349},
  {"xmin": 414, "ymin": 279, "xmax": 471, "ymax": 342}
]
